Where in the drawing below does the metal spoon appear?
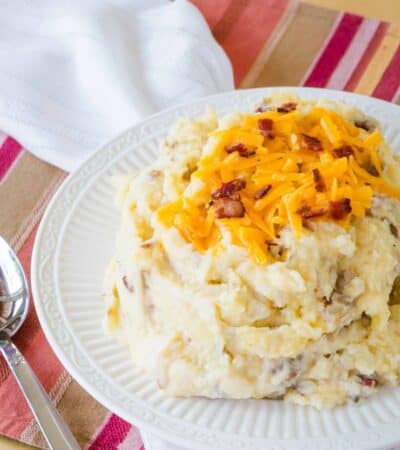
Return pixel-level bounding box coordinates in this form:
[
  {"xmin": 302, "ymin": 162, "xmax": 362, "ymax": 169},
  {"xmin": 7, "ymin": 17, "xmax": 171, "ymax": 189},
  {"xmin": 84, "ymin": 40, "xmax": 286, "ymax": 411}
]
[{"xmin": 0, "ymin": 236, "xmax": 80, "ymax": 450}]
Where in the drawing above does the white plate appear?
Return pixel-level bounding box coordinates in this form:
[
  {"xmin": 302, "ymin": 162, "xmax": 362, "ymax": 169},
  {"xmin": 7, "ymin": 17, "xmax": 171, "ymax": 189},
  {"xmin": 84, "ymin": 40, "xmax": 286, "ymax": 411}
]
[{"xmin": 32, "ymin": 88, "xmax": 400, "ymax": 450}]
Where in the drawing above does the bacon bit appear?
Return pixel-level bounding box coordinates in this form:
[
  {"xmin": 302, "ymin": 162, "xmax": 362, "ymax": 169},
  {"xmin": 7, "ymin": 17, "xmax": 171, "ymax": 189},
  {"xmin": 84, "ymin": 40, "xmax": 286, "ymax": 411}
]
[
  {"xmin": 302, "ymin": 220, "xmax": 316, "ymax": 231},
  {"xmin": 329, "ymin": 198, "xmax": 352, "ymax": 220},
  {"xmin": 254, "ymin": 184, "xmax": 271, "ymax": 200},
  {"xmin": 277, "ymin": 102, "xmax": 297, "ymax": 113},
  {"xmin": 301, "ymin": 134, "xmax": 323, "ymax": 152},
  {"xmin": 225, "ymin": 143, "xmax": 255, "ymax": 158},
  {"xmin": 358, "ymin": 374, "xmax": 377, "ymax": 388},
  {"xmin": 213, "ymin": 198, "xmax": 245, "ymax": 218},
  {"xmin": 332, "ymin": 145, "xmax": 354, "ymax": 158},
  {"xmin": 364, "ymin": 161, "xmax": 379, "ymax": 177},
  {"xmin": 321, "ymin": 295, "xmax": 332, "ymax": 306},
  {"xmin": 390, "ymin": 223, "xmax": 399, "ymax": 238},
  {"xmin": 211, "ymin": 179, "xmax": 246, "ymax": 200},
  {"xmin": 122, "ymin": 276, "xmax": 134, "ymax": 293},
  {"xmin": 297, "ymin": 205, "xmax": 326, "ymax": 219},
  {"xmin": 354, "ymin": 120, "xmax": 374, "ymax": 132},
  {"xmin": 312, "ymin": 168, "xmax": 325, "ymax": 192},
  {"xmin": 258, "ymin": 118, "xmax": 274, "ymax": 138}
]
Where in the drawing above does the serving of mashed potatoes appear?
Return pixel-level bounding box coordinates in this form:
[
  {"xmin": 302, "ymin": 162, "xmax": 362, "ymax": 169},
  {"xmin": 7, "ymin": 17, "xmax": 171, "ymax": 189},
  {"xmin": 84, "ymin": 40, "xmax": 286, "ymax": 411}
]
[{"xmin": 105, "ymin": 94, "xmax": 400, "ymax": 409}]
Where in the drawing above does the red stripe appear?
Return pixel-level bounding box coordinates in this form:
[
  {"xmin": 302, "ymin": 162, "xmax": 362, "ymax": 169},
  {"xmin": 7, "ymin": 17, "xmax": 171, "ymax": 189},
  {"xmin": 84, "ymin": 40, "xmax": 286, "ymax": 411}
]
[
  {"xmin": 217, "ymin": 0, "xmax": 290, "ymax": 85},
  {"xmin": 212, "ymin": 0, "xmax": 249, "ymax": 42},
  {"xmin": 192, "ymin": 0, "xmax": 290, "ymax": 85},
  {"xmin": 0, "ymin": 137, "xmax": 22, "ymax": 181},
  {"xmin": 372, "ymin": 45, "xmax": 400, "ymax": 100},
  {"xmin": 345, "ymin": 21, "xmax": 388, "ymax": 91},
  {"xmin": 88, "ymin": 414, "xmax": 131, "ymax": 449},
  {"xmin": 304, "ymin": 13, "xmax": 363, "ymax": 87}
]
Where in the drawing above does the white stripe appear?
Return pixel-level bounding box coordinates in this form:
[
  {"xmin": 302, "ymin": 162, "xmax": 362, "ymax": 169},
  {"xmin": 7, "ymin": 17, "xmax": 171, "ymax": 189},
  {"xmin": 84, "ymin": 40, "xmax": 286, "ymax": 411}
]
[
  {"xmin": 326, "ymin": 19, "xmax": 380, "ymax": 89},
  {"xmin": 118, "ymin": 426, "xmax": 144, "ymax": 450}
]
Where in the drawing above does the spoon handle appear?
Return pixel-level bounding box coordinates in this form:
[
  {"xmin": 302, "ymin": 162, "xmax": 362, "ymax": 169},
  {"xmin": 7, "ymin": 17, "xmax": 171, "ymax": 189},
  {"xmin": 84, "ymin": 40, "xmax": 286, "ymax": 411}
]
[{"xmin": 0, "ymin": 339, "xmax": 81, "ymax": 450}]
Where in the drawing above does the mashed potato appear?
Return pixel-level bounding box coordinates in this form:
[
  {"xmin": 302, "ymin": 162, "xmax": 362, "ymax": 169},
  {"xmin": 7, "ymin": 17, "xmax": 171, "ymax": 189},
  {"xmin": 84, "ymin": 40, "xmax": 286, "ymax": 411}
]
[{"xmin": 105, "ymin": 94, "xmax": 400, "ymax": 408}]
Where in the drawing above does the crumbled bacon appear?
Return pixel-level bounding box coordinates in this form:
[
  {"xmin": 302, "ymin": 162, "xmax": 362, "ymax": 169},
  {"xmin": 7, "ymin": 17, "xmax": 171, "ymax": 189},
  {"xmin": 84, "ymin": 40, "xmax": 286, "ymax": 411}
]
[
  {"xmin": 213, "ymin": 198, "xmax": 245, "ymax": 218},
  {"xmin": 122, "ymin": 276, "xmax": 134, "ymax": 293},
  {"xmin": 297, "ymin": 205, "xmax": 326, "ymax": 219},
  {"xmin": 332, "ymin": 145, "xmax": 354, "ymax": 158},
  {"xmin": 301, "ymin": 134, "xmax": 322, "ymax": 152},
  {"xmin": 258, "ymin": 118, "xmax": 274, "ymax": 138},
  {"xmin": 358, "ymin": 374, "xmax": 377, "ymax": 388},
  {"xmin": 390, "ymin": 223, "xmax": 399, "ymax": 238},
  {"xmin": 364, "ymin": 161, "xmax": 379, "ymax": 176},
  {"xmin": 254, "ymin": 184, "xmax": 271, "ymax": 200},
  {"xmin": 211, "ymin": 179, "xmax": 246, "ymax": 200},
  {"xmin": 277, "ymin": 102, "xmax": 297, "ymax": 113},
  {"xmin": 312, "ymin": 168, "xmax": 325, "ymax": 192},
  {"xmin": 329, "ymin": 198, "xmax": 352, "ymax": 220},
  {"xmin": 321, "ymin": 295, "xmax": 332, "ymax": 306},
  {"xmin": 354, "ymin": 120, "xmax": 374, "ymax": 132},
  {"xmin": 225, "ymin": 143, "xmax": 255, "ymax": 158}
]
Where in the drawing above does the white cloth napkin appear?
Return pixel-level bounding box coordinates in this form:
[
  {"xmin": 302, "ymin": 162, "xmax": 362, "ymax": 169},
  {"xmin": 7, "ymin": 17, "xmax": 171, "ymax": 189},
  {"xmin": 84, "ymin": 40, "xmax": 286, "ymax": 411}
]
[{"xmin": 0, "ymin": 0, "xmax": 233, "ymax": 171}]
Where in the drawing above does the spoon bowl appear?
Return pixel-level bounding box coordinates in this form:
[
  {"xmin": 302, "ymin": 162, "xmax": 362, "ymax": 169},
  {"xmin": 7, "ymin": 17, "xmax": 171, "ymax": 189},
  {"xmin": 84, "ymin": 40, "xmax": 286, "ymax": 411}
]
[{"xmin": 0, "ymin": 236, "xmax": 29, "ymax": 338}]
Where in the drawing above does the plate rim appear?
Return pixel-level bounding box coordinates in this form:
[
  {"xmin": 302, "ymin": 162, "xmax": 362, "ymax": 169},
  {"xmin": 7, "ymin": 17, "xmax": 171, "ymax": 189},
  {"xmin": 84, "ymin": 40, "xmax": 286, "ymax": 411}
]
[{"xmin": 31, "ymin": 87, "xmax": 400, "ymax": 450}]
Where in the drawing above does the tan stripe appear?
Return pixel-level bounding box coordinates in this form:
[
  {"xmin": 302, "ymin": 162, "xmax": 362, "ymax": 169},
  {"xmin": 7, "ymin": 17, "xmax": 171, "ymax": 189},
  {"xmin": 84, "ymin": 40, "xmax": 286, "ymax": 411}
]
[
  {"xmin": 354, "ymin": 23, "xmax": 400, "ymax": 95},
  {"xmin": 55, "ymin": 380, "xmax": 109, "ymax": 448},
  {"xmin": 246, "ymin": 3, "xmax": 338, "ymax": 87},
  {"xmin": 240, "ymin": 0, "xmax": 300, "ymax": 88},
  {"xmin": 0, "ymin": 152, "xmax": 65, "ymax": 245},
  {"xmin": 11, "ymin": 172, "xmax": 66, "ymax": 253},
  {"xmin": 0, "ymin": 150, "xmax": 24, "ymax": 184}
]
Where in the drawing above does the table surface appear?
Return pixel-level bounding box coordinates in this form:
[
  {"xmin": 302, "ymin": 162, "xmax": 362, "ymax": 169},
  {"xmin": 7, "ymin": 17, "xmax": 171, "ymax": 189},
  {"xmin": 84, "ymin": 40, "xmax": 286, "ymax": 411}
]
[{"xmin": 1, "ymin": 0, "xmax": 399, "ymax": 449}]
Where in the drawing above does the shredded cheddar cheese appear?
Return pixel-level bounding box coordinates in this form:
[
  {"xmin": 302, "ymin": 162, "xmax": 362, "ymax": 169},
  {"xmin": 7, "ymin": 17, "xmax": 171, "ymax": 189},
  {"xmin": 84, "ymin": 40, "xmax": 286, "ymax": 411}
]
[{"xmin": 156, "ymin": 105, "xmax": 400, "ymax": 264}]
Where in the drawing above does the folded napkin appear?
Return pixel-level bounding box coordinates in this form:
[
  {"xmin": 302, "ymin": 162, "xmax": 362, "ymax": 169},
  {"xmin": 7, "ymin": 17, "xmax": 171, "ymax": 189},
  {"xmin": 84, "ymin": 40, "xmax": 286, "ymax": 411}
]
[{"xmin": 0, "ymin": 0, "xmax": 233, "ymax": 171}]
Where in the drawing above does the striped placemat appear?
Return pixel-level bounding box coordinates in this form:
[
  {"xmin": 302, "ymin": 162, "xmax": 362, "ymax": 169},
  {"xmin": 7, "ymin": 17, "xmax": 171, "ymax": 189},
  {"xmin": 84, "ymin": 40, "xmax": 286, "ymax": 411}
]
[{"xmin": 0, "ymin": 1, "xmax": 399, "ymax": 449}]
